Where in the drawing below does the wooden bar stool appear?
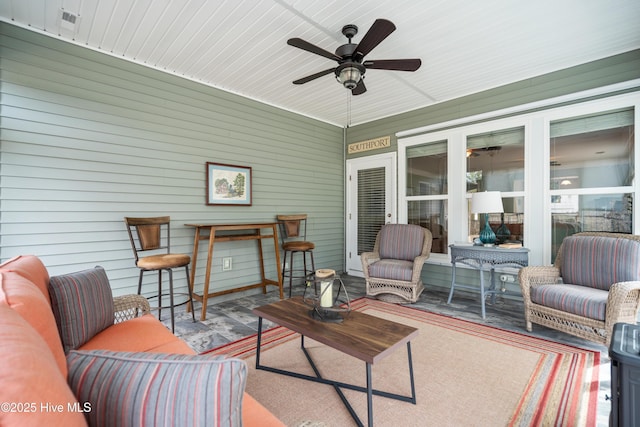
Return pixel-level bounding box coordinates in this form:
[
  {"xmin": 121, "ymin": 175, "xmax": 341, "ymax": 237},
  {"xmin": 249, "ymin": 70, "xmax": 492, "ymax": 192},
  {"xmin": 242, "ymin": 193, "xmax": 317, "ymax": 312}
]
[
  {"xmin": 277, "ymin": 214, "xmax": 315, "ymax": 297},
  {"xmin": 124, "ymin": 216, "xmax": 196, "ymax": 332}
]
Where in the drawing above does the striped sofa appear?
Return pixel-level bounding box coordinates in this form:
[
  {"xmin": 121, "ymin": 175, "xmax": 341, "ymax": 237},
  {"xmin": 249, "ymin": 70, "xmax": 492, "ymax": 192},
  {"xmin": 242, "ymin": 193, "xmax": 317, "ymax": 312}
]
[
  {"xmin": 361, "ymin": 224, "xmax": 432, "ymax": 303},
  {"xmin": 519, "ymin": 232, "xmax": 640, "ymax": 346}
]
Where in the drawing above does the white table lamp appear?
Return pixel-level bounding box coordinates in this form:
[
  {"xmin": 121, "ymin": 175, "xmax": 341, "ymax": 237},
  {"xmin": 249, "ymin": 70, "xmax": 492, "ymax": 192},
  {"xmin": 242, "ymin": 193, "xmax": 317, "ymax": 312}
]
[{"xmin": 471, "ymin": 191, "xmax": 504, "ymax": 245}]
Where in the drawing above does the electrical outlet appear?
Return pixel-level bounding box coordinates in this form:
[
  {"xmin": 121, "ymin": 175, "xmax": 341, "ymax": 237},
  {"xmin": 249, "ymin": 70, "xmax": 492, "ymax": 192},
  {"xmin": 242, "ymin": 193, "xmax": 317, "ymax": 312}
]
[
  {"xmin": 499, "ymin": 274, "xmax": 516, "ymax": 283},
  {"xmin": 222, "ymin": 257, "xmax": 232, "ymax": 271}
]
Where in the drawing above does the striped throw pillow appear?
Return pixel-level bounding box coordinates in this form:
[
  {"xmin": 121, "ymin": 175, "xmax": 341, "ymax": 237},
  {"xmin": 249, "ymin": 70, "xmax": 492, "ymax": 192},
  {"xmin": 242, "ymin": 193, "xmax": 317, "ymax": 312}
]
[
  {"xmin": 49, "ymin": 266, "xmax": 115, "ymax": 353},
  {"xmin": 378, "ymin": 224, "xmax": 425, "ymax": 261},
  {"xmin": 560, "ymin": 235, "xmax": 640, "ymax": 290},
  {"xmin": 67, "ymin": 350, "xmax": 247, "ymax": 427}
]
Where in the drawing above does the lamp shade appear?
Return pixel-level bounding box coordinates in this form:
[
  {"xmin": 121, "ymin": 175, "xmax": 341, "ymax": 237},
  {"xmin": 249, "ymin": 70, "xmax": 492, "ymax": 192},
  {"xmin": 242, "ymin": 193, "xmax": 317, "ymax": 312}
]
[{"xmin": 471, "ymin": 191, "xmax": 504, "ymax": 214}]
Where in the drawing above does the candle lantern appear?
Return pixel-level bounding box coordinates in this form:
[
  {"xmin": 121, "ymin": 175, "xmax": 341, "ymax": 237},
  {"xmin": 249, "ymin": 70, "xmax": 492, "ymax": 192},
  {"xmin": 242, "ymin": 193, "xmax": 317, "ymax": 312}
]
[{"xmin": 303, "ymin": 269, "xmax": 351, "ymax": 323}]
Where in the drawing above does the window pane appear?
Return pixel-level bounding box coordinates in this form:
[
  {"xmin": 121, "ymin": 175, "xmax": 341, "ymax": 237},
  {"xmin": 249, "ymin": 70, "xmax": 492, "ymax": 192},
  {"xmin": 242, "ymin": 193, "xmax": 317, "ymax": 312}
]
[
  {"xmin": 468, "ymin": 197, "xmax": 524, "ymax": 244},
  {"xmin": 408, "ymin": 200, "xmax": 448, "ymax": 254},
  {"xmin": 407, "ymin": 140, "xmax": 447, "ymax": 196},
  {"xmin": 550, "ymin": 109, "xmax": 634, "ymax": 189},
  {"xmin": 549, "ymin": 108, "xmax": 634, "ymax": 262},
  {"xmin": 551, "ymin": 193, "xmax": 632, "ymax": 261},
  {"xmin": 467, "ymin": 127, "xmax": 524, "ymax": 193},
  {"xmin": 466, "ymin": 127, "xmax": 525, "ymax": 246}
]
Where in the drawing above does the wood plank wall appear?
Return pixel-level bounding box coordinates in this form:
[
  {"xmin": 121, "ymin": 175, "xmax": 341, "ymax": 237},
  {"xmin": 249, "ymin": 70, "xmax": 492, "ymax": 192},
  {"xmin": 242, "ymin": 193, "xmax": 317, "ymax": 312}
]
[{"xmin": 0, "ymin": 23, "xmax": 344, "ymax": 299}]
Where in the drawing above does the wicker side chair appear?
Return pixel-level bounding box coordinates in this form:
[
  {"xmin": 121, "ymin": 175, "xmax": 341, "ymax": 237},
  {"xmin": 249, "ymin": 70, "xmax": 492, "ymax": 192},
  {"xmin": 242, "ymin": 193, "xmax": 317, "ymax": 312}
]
[
  {"xmin": 518, "ymin": 232, "xmax": 640, "ymax": 346},
  {"xmin": 361, "ymin": 224, "xmax": 432, "ymax": 303}
]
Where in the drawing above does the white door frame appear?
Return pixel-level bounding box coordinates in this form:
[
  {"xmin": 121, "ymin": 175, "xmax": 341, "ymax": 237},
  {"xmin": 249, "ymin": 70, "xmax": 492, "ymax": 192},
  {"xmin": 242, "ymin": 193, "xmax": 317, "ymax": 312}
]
[{"xmin": 345, "ymin": 152, "xmax": 397, "ymax": 276}]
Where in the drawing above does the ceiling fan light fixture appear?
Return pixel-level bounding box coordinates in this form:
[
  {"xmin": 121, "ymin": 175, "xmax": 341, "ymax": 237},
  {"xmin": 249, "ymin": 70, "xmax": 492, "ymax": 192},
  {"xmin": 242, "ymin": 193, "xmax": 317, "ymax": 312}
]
[
  {"xmin": 337, "ymin": 66, "xmax": 361, "ymax": 89},
  {"xmin": 336, "ymin": 63, "xmax": 365, "ymax": 90}
]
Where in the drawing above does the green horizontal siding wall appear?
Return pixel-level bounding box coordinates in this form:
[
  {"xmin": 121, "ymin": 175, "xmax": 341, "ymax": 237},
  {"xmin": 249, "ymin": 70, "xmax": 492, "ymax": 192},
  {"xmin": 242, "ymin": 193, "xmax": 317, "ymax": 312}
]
[{"xmin": 0, "ymin": 23, "xmax": 344, "ymax": 298}]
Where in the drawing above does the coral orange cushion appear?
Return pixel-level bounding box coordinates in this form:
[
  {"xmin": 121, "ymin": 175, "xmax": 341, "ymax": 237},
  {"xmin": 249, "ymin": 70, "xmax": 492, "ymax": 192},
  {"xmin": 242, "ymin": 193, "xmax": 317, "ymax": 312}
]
[
  {"xmin": 78, "ymin": 314, "xmax": 195, "ymax": 354},
  {"xmin": 0, "ymin": 304, "xmax": 86, "ymax": 427},
  {"xmin": 0, "ymin": 255, "xmax": 51, "ymax": 302},
  {"xmin": 0, "ymin": 271, "xmax": 68, "ymax": 377},
  {"xmin": 242, "ymin": 394, "xmax": 287, "ymax": 427}
]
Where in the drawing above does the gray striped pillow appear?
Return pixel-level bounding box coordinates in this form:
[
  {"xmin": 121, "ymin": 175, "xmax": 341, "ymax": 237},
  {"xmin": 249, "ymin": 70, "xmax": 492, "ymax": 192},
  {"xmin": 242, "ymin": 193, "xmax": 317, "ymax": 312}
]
[
  {"xmin": 67, "ymin": 350, "xmax": 247, "ymax": 427},
  {"xmin": 49, "ymin": 266, "xmax": 115, "ymax": 353}
]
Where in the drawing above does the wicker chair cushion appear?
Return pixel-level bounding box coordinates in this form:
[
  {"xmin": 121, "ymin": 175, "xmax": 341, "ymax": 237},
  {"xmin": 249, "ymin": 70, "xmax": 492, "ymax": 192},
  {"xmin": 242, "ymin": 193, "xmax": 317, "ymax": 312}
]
[
  {"xmin": 67, "ymin": 350, "xmax": 247, "ymax": 427},
  {"xmin": 560, "ymin": 235, "xmax": 640, "ymax": 290},
  {"xmin": 49, "ymin": 267, "xmax": 115, "ymax": 354},
  {"xmin": 530, "ymin": 284, "xmax": 608, "ymax": 321},
  {"xmin": 378, "ymin": 224, "xmax": 425, "ymax": 261},
  {"xmin": 368, "ymin": 259, "xmax": 414, "ymax": 281}
]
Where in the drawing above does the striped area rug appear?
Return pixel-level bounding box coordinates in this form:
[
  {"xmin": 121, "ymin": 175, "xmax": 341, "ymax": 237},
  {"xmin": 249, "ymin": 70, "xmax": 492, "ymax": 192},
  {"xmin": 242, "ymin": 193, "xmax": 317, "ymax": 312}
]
[{"xmin": 205, "ymin": 298, "xmax": 599, "ymax": 427}]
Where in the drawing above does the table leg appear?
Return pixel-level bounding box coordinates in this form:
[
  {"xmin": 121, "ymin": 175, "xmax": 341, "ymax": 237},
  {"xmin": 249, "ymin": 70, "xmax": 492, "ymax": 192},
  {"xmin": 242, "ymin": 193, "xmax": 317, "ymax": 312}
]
[
  {"xmin": 489, "ymin": 266, "xmax": 497, "ymax": 305},
  {"xmin": 479, "ymin": 262, "xmax": 486, "ymax": 319},
  {"xmin": 257, "ymin": 234, "xmax": 267, "ymax": 294},
  {"xmin": 256, "ymin": 339, "xmax": 414, "ymax": 427},
  {"xmin": 255, "ymin": 317, "xmax": 263, "ymax": 369},
  {"xmin": 201, "ymin": 227, "xmax": 216, "ymax": 321},
  {"xmin": 187, "ymin": 227, "xmax": 200, "ymax": 313},
  {"xmin": 407, "ymin": 342, "xmax": 416, "ymax": 404},
  {"xmin": 366, "ymin": 363, "xmax": 373, "ymax": 427},
  {"xmin": 447, "ymin": 261, "xmax": 457, "ymax": 304},
  {"xmin": 272, "ymin": 224, "xmax": 284, "ymax": 299}
]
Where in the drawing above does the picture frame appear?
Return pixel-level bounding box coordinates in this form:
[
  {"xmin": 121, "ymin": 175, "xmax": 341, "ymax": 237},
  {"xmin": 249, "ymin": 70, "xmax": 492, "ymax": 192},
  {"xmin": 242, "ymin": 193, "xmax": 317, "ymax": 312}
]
[{"xmin": 206, "ymin": 162, "xmax": 252, "ymax": 206}]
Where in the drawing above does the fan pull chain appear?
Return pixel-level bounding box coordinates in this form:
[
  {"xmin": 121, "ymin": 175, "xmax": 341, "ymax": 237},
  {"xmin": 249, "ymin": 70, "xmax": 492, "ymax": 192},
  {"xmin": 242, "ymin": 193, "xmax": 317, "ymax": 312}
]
[{"xmin": 346, "ymin": 90, "xmax": 352, "ymax": 127}]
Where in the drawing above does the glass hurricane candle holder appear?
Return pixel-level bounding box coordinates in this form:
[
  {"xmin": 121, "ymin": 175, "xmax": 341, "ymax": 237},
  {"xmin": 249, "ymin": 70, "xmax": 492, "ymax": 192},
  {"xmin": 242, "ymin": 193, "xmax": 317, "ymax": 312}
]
[{"xmin": 303, "ymin": 269, "xmax": 351, "ymax": 323}]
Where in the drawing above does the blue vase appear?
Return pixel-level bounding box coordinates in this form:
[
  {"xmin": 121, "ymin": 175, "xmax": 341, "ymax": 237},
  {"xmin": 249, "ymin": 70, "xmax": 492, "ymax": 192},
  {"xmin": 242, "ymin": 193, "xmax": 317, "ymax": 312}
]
[
  {"xmin": 479, "ymin": 214, "xmax": 496, "ymax": 244},
  {"xmin": 495, "ymin": 213, "xmax": 511, "ymax": 244}
]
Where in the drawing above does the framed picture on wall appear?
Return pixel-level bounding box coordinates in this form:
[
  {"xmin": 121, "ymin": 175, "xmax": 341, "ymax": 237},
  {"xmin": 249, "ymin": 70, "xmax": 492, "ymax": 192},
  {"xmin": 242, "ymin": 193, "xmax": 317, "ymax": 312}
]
[{"xmin": 206, "ymin": 162, "xmax": 252, "ymax": 206}]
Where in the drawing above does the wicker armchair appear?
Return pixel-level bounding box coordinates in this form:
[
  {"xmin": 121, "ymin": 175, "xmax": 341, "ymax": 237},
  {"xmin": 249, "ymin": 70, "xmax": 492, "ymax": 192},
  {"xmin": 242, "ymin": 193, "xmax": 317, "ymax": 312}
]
[
  {"xmin": 113, "ymin": 294, "xmax": 151, "ymax": 324},
  {"xmin": 519, "ymin": 232, "xmax": 640, "ymax": 346},
  {"xmin": 361, "ymin": 224, "xmax": 432, "ymax": 303}
]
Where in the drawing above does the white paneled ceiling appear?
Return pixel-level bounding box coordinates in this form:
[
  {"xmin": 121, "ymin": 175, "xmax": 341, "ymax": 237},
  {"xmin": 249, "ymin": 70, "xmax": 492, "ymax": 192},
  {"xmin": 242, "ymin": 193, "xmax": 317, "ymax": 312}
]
[{"xmin": 1, "ymin": 0, "xmax": 639, "ymax": 126}]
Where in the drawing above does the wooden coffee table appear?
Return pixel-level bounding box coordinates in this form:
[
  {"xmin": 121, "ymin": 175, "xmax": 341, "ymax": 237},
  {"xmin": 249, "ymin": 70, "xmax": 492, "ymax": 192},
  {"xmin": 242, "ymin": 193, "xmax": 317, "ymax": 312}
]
[{"xmin": 252, "ymin": 296, "xmax": 418, "ymax": 427}]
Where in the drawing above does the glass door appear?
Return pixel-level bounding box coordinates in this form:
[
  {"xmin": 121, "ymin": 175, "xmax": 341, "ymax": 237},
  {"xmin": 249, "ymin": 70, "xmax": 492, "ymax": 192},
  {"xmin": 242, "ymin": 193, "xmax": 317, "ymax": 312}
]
[{"xmin": 346, "ymin": 153, "xmax": 396, "ymax": 275}]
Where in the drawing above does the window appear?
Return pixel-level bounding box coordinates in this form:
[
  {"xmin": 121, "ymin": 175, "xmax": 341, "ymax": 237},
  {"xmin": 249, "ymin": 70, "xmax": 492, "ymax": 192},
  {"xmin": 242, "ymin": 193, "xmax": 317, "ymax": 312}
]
[
  {"xmin": 467, "ymin": 127, "xmax": 525, "ymax": 244},
  {"xmin": 406, "ymin": 140, "xmax": 448, "ymax": 254},
  {"xmin": 549, "ymin": 108, "xmax": 634, "ymax": 260},
  {"xmin": 398, "ymin": 91, "xmax": 639, "ymax": 267}
]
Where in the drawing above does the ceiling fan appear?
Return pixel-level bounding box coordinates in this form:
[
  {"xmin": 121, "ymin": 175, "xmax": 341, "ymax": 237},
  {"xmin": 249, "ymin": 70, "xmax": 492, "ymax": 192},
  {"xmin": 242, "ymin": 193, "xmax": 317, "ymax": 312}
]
[
  {"xmin": 287, "ymin": 19, "xmax": 421, "ymax": 95},
  {"xmin": 467, "ymin": 146, "xmax": 502, "ymax": 157}
]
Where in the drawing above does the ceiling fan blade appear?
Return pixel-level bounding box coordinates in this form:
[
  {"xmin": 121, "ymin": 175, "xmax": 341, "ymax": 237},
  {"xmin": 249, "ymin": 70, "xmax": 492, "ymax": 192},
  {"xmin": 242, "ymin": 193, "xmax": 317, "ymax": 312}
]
[
  {"xmin": 354, "ymin": 19, "xmax": 396, "ymax": 59},
  {"xmin": 287, "ymin": 38, "xmax": 342, "ymax": 61},
  {"xmin": 352, "ymin": 79, "xmax": 367, "ymax": 96},
  {"xmin": 292, "ymin": 68, "xmax": 336, "ymax": 85},
  {"xmin": 363, "ymin": 58, "xmax": 422, "ymax": 71}
]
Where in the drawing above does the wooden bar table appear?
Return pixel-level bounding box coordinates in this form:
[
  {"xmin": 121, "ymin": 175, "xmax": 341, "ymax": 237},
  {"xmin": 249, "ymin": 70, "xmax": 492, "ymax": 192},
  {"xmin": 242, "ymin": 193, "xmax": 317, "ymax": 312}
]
[{"xmin": 185, "ymin": 222, "xmax": 283, "ymax": 321}]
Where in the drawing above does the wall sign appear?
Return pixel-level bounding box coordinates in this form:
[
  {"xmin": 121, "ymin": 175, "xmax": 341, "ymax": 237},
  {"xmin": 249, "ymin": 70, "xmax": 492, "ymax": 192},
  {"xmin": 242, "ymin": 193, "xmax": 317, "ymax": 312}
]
[{"xmin": 348, "ymin": 136, "xmax": 391, "ymax": 154}]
